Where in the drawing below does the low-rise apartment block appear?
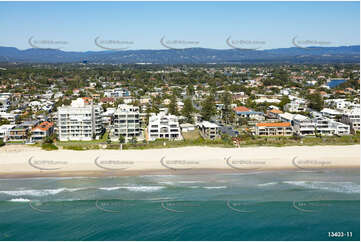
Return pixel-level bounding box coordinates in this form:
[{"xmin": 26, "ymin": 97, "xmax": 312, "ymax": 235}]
[
  {"xmin": 148, "ymin": 113, "xmax": 182, "ymax": 141},
  {"xmin": 341, "ymin": 108, "xmax": 360, "ymax": 133},
  {"xmin": 255, "ymin": 122, "xmax": 293, "ymax": 136},
  {"xmin": 199, "ymin": 121, "xmax": 220, "ymax": 139}
]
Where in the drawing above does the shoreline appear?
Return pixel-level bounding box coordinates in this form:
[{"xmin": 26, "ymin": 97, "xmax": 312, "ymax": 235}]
[{"xmin": 0, "ymin": 145, "xmax": 359, "ymax": 179}]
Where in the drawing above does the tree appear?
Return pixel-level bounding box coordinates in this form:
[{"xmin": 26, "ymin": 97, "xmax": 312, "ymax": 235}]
[
  {"xmin": 200, "ymin": 95, "xmax": 216, "ymax": 121},
  {"xmin": 221, "ymin": 92, "xmax": 234, "ymax": 124},
  {"xmin": 168, "ymin": 93, "xmax": 178, "ymax": 115},
  {"xmin": 278, "ymin": 95, "xmax": 290, "ymax": 111},
  {"xmin": 106, "ymin": 135, "xmax": 111, "ymax": 144},
  {"xmin": 307, "ymin": 93, "xmax": 323, "ymax": 111},
  {"xmin": 119, "ymin": 135, "xmax": 125, "ymax": 144},
  {"xmin": 145, "ymin": 103, "xmax": 151, "ymax": 125},
  {"xmin": 151, "ymin": 97, "xmax": 160, "ymax": 114},
  {"xmin": 130, "ymin": 136, "xmax": 137, "ymax": 144},
  {"xmin": 182, "ymin": 98, "xmax": 194, "ymax": 123},
  {"xmin": 0, "ymin": 118, "xmax": 10, "ymax": 126},
  {"xmin": 186, "ymin": 85, "xmax": 195, "ymax": 96}
]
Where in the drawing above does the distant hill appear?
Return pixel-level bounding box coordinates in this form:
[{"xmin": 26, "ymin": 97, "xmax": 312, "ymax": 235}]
[{"xmin": 0, "ymin": 45, "xmax": 359, "ymax": 64}]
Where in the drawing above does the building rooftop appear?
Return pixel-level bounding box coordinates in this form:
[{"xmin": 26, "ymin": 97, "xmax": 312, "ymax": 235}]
[
  {"xmin": 32, "ymin": 121, "xmax": 54, "ymax": 131},
  {"xmin": 233, "ymin": 106, "xmax": 250, "ymax": 113},
  {"xmin": 269, "ymin": 109, "xmax": 283, "ymax": 114},
  {"xmin": 256, "ymin": 122, "xmax": 291, "ymax": 127},
  {"xmin": 201, "ymin": 121, "xmax": 219, "ymax": 128}
]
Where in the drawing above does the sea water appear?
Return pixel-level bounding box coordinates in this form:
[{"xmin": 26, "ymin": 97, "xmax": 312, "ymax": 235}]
[{"xmin": 0, "ymin": 169, "xmax": 359, "ymax": 241}]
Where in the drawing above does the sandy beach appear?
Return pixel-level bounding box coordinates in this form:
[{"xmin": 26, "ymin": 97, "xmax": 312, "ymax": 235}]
[{"xmin": 0, "ymin": 145, "xmax": 359, "ymax": 178}]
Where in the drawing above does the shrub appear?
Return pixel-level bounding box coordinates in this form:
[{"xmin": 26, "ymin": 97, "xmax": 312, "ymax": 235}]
[
  {"xmin": 41, "ymin": 143, "xmax": 58, "ymax": 151},
  {"xmin": 63, "ymin": 145, "xmax": 85, "ymax": 150}
]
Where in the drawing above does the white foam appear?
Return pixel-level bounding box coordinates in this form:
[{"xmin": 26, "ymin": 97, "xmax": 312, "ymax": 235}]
[
  {"xmin": 9, "ymin": 198, "xmax": 31, "ymax": 202},
  {"xmin": 178, "ymin": 181, "xmax": 205, "ymax": 184},
  {"xmin": 122, "ymin": 186, "xmax": 164, "ymax": 192},
  {"xmin": 158, "ymin": 181, "xmax": 175, "ymax": 185},
  {"xmin": 203, "ymin": 186, "xmax": 227, "ymax": 189},
  {"xmin": 283, "ymin": 181, "xmax": 360, "ymax": 194},
  {"xmin": 98, "ymin": 187, "xmax": 122, "ymax": 191},
  {"xmin": 258, "ymin": 182, "xmax": 278, "ymax": 187},
  {"xmin": 98, "ymin": 186, "xmax": 164, "ymax": 192},
  {"xmin": 0, "ymin": 187, "xmax": 87, "ymax": 197}
]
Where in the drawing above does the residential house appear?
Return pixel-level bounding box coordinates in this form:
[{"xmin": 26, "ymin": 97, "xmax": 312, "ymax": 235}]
[
  {"xmin": 8, "ymin": 120, "xmax": 38, "ymax": 142},
  {"xmin": 104, "ymin": 88, "xmax": 130, "ymax": 98},
  {"xmin": 267, "ymin": 109, "xmax": 283, "ymax": 119},
  {"xmin": 31, "ymin": 121, "xmax": 54, "ymax": 142},
  {"xmin": 233, "ymin": 106, "xmax": 265, "ymax": 120}
]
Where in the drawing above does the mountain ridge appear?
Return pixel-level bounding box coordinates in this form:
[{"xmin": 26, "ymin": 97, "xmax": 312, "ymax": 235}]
[{"xmin": 0, "ymin": 45, "xmax": 359, "ymax": 64}]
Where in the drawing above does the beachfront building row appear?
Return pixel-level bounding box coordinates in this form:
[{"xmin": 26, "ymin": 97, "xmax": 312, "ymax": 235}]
[
  {"xmin": 147, "ymin": 112, "xmax": 182, "ymax": 141},
  {"xmin": 278, "ymin": 112, "xmax": 350, "ymax": 136},
  {"xmin": 110, "ymin": 104, "xmax": 141, "ymax": 143},
  {"xmin": 57, "ymin": 98, "xmax": 104, "ymax": 141}
]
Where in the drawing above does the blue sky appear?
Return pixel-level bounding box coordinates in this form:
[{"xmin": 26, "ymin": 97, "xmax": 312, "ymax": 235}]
[{"xmin": 0, "ymin": 1, "xmax": 359, "ymax": 51}]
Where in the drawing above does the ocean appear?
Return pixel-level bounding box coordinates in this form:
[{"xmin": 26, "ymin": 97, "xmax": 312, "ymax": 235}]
[{"xmin": 0, "ymin": 169, "xmax": 359, "ymax": 241}]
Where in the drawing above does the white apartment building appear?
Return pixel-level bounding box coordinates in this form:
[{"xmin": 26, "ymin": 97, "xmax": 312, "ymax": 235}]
[
  {"xmin": 313, "ymin": 118, "xmax": 350, "ymax": 136},
  {"xmin": 284, "ymin": 99, "xmax": 307, "ymax": 113},
  {"xmin": 104, "ymin": 88, "xmax": 130, "ymax": 98},
  {"xmin": 147, "ymin": 113, "xmax": 182, "ymax": 141},
  {"xmin": 324, "ymin": 99, "xmax": 352, "ymax": 110},
  {"xmin": 0, "ymin": 93, "xmax": 11, "ymax": 112},
  {"xmin": 320, "ymin": 108, "xmax": 342, "ymax": 120},
  {"xmin": 0, "ymin": 112, "xmax": 19, "ymax": 124},
  {"xmin": 292, "ymin": 114, "xmax": 316, "ymax": 136},
  {"xmin": 57, "ymin": 98, "xmax": 103, "ymax": 141},
  {"xmin": 341, "ymin": 109, "xmax": 360, "ymax": 133},
  {"xmin": 110, "ymin": 104, "xmax": 141, "ymax": 142},
  {"xmin": 0, "ymin": 124, "xmax": 15, "ymax": 141}
]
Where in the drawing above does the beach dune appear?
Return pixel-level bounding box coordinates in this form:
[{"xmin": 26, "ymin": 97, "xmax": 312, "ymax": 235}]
[{"xmin": 0, "ymin": 145, "xmax": 359, "ymax": 178}]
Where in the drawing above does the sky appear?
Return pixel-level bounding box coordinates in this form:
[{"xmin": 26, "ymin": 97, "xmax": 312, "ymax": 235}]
[{"xmin": 0, "ymin": 1, "xmax": 359, "ymax": 51}]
